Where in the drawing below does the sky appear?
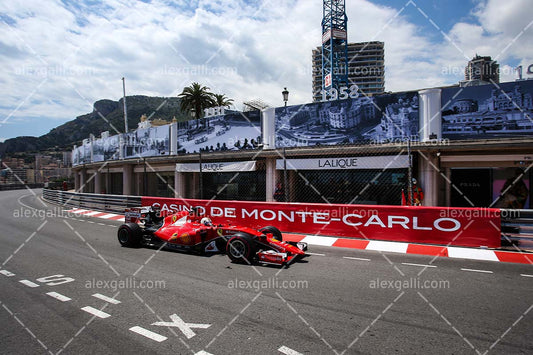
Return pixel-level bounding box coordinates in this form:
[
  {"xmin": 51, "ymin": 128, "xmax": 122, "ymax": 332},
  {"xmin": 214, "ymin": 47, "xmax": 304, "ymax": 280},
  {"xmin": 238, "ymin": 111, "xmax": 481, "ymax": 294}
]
[{"xmin": 0, "ymin": 0, "xmax": 532, "ymax": 142}]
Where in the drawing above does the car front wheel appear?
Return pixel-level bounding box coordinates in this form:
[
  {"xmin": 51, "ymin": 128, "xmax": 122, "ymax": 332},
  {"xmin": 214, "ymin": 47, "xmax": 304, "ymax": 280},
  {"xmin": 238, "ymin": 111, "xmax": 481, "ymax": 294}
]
[{"xmin": 226, "ymin": 234, "xmax": 255, "ymax": 263}]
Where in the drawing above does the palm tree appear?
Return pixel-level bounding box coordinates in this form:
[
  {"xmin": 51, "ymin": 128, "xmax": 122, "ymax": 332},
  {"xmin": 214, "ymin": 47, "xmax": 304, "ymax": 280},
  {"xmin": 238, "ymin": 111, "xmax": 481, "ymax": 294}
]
[
  {"xmin": 212, "ymin": 94, "xmax": 234, "ymax": 108},
  {"xmin": 178, "ymin": 83, "xmax": 215, "ymax": 128}
]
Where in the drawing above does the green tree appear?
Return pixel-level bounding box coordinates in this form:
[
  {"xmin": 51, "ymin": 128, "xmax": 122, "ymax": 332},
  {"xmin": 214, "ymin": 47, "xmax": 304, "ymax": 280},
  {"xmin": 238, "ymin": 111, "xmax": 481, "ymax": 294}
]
[
  {"xmin": 212, "ymin": 93, "xmax": 234, "ymax": 108},
  {"xmin": 178, "ymin": 83, "xmax": 215, "ymax": 128}
]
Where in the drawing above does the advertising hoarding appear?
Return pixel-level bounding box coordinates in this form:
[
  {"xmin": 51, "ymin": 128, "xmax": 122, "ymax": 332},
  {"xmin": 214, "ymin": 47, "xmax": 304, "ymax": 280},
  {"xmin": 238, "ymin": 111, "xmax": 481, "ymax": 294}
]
[{"xmin": 142, "ymin": 197, "xmax": 501, "ymax": 248}]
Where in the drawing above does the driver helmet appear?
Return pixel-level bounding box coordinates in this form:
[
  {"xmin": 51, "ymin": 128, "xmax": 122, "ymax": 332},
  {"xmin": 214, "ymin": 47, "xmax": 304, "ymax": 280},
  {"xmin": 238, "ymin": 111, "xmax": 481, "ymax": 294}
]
[{"xmin": 201, "ymin": 217, "xmax": 212, "ymax": 226}]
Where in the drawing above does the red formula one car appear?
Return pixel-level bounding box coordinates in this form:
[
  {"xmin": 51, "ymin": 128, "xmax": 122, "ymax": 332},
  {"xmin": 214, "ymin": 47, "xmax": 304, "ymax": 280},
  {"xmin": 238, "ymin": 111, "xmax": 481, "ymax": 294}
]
[{"xmin": 117, "ymin": 207, "xmax": 307, "ymax": 266}]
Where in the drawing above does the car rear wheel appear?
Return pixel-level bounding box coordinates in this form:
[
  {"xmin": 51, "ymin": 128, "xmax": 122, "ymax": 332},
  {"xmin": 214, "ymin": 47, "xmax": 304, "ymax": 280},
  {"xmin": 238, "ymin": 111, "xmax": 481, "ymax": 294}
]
[
  {"xmin": 259, "ymin": 226, "xmax": 282, "ymax": 241},
  {"xmin": 117, "ymin": 223, "xmax": 142, "ymax": 247},
  {"xmin": 226, "ymin": 234, "xmax": 255, "ymax": 263}
]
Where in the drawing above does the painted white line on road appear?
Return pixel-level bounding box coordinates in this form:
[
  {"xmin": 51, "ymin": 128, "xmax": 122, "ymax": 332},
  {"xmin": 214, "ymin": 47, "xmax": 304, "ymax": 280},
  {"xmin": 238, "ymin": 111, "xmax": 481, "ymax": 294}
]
[
  {"xmin": 129, "ymin": 326, "xmax": 167, "ymax": 342},
  {"xmin": 461, "ymin": 268, "xmax": 493, "ymax": 274},
  {"xmin": 194, "ymin": 351, "xmax": 214, "ymax": 355},
  {"xmin": 151, "ymin": 314, "xmax": 211, "ymax": 339},
  {"xmin": 402, "ymin": 263, "xmax": 437, "ymax": 268},
  {"xmin": 366, "ymin": 241, "xmax": 408, "ymax": 254},
  {"xmin": 343, "ymin": 256, "xmax": 371, "ymax": 261},
  {"xmin": 306, "ymin": 252, "xmax": 325, "ymax": 256},
  {"xmin": 81, "ymin": 306, "xmax": 111, "ymax": 319},
  {"xmin": 300, "ymin": 235, "xmax": 337, "ymax": 246},
  {"xmin": 46, "ymin": 292, "xmax": 72, "ymax": 302},
  {"xmin": 83, "ymin": 211, "xmax": 102, "ymax": 216},
  {"xmin": 0, "ymin": 270, "xmax": 15, "ymax": 276},
  {"xmin": 520, "ymin": 274, "xmax": 533, "ymax": 278},
  {"xmin": 71, "ymin": 209, "xmax": 89, "ymax": 214},
  {"xmin": 448, "ymin": 247, "xmax": 499, "ymax": 261},
  {"xmin": 99, "ymin": 213, "xmax": 121, "ymax": 219},
  {"xmin": 19, "ymin": 280, "xmax": 39, "ymax": 287},
  {"xmin": 92, "ymin": 293, "xmax": 121, "ymax": 304},
  {"xmin": 278, "ymin": 345, "xmax": 303, "ymax": 355}
]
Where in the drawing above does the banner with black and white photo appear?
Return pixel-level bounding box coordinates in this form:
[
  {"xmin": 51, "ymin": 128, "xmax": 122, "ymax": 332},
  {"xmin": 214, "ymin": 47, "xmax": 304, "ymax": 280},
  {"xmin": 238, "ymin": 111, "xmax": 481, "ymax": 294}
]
[
  {"xmin": 178, "ymin": 111, "xmax": 261, "ymax": 154},
  {"xmin": 274, "ymin": 91, "xmax": 419, "ymax": 148},
  {"xmin": 441, "ymin": 79, "xmax": 533, "ymax": 139},
  {"xmin": 123, "ymin": 125, "xmax": 170, "ymax": 159}
]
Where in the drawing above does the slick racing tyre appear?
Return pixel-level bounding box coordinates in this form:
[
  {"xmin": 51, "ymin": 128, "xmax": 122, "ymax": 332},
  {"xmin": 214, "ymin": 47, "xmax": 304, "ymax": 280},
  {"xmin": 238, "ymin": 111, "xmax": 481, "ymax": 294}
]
[
  {"xmin": 117, "ymin": 223, "xmax": 142, "ymax": 247},
  {"xmin": 226, "ymin": 234, "xmax": 256, "ymax": 263},
  {"xmin": 259, "ymin": 226, "xmax": 282, "ymax": 241}
]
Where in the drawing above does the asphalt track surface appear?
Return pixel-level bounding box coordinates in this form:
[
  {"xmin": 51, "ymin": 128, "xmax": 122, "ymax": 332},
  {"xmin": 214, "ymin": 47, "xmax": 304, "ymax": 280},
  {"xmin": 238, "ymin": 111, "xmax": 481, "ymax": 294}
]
[{"xmin": 0, "ymin": 189, "xmax": 532, "ymax": 354}]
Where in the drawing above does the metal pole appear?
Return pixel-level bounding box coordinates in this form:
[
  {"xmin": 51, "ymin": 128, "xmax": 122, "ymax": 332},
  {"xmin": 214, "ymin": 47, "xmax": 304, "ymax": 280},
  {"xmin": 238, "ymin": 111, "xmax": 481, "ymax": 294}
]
[
  {"xmin": 199, "ymin": 150, "xmax": 203, "ymax": 200},
  {"xmin": 143, "ymin": 158, "xmax": 147, "ymax": 196},
  {"xmin": 283, "ymin": 147, "xmax": 288, "ymax": 202},
  {"xmin": 122, "ymin": 77, "xmax": 128, "ymax": 133},
  {"xmin": 407, "ymin": 138, "xmax": 413, "ymax": 206}
]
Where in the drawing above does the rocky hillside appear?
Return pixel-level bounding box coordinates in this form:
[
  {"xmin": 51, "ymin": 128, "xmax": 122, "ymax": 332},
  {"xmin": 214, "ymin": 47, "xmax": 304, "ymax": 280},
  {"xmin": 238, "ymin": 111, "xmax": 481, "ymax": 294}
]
[{"xmin": 0, "ymin": 95, "xmax": 185, "ymax": 155}]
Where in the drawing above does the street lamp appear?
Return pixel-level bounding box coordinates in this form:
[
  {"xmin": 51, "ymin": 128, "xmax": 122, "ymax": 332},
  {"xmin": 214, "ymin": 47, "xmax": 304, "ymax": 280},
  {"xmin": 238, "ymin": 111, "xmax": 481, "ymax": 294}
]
[
  {"xmin": 122, "ymin": 77, "xmax": 128, "ymax": 133},
  {"xmin": 282, "ymin": 87, "xmax": 289, "ymax": 107}
]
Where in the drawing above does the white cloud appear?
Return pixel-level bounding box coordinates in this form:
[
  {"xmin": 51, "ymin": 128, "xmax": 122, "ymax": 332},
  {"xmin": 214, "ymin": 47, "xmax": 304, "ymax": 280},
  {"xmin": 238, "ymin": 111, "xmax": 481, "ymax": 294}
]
[{"xmin": 0, "ymin": 0, "xmax": 532, "ymax": 140}]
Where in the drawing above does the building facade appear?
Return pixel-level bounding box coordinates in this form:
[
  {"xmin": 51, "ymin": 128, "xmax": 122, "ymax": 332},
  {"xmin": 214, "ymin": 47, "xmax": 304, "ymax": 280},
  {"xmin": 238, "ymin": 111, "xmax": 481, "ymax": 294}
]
[
  {"xmin": 72, "ymin": 80, "xmax": 533, "ymax": 210},
  {"xmin": 312, "ymin": 41, "xmax": 385, "ymax": 102},
  {"xmin": 463, "ymin": 55, "xmax": 500, "ymax": 84}
]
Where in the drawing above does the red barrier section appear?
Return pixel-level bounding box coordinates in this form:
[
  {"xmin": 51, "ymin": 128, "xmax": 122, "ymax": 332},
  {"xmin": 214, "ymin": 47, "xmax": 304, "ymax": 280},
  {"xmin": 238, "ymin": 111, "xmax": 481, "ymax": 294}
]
[{"xmin": 141, "ymin": 197, "xmax": 501, "ymax": 248}]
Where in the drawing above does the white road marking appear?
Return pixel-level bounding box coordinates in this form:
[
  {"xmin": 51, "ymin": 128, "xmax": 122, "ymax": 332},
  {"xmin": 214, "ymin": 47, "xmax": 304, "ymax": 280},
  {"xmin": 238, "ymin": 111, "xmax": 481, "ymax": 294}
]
[
  {"xmin": 152, "ymin": 314, "xmax": 211, "ymax": 339},
  {"xmin": 81, "ymin": 306, "xmax": 111, "ymax": 318},
  {"xmin": 194, "ymin": 351, "xmax": 214, "ymax": 355},
  {"xmin": 366, "ymin": 240, "xmax": 408, "ymax": 253},
  {"xmin": 343, "ymin": 256, "xmax": 371, "ymax": 261},
  {"xmin": 447, "ymin": 247, "xmax": 499, "ymax": 261},
  {"xmin": 83, "ymin": 211, "xmax": 102, "ymax": 216},
  {"xmin": 46, "ymin": 292, "xmax": 72, "ymax": 302},
  {"xmin": 520, "ymin": 274, "xmax": 533, "ymax": 278},
  {"xmin": 92, "ymin": 293, "xmax": 121, "ymax": 304},
  {"xmin": 19, "ymin": 280, "xmax": 39, "ymax": 287},
  {"xmin": 71, "ymin": 209, "xmax": 89, "ymax": 214},
  {"xmin": 37, "ymin": 275, "xmax": 75, "ymax": 286},
  {"xmin": 278, "ymin": 345, "xmax": 303, "ymax": 355},
  {"xmin": 401, "ymin": 263, "xmax": 437, "ymax": 268},
  {"xmin": 99, "ymin": 213, "xmax": 121, "ymax": 219},
  {"xmin": 129, "ymin": 326, "xmax": 167, "ymax": 342},
  {"xmin": 300, "ymin": 235, "xmax": 337, "ymax": 246},
  {"xmin": 0, "ymin": 270, "xmax": 15, "ymax": 276},
  {"xmin": 461, "ymin": 268, "xmax": 493, "ymax": 274},
  {"xmin": 306, "ymin": 252, "xmax": 325, "ymax": 256}
]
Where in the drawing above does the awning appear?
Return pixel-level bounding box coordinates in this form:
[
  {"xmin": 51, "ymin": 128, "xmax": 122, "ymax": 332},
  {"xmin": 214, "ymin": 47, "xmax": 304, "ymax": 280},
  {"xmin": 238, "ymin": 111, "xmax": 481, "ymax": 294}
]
[
  {"xmin": 276, "ymin": 155, "xmax": 408, "ymax": 170},
  {"xmin": 176, "ymin": 161, "xmax": 256, "ymax": 173}
]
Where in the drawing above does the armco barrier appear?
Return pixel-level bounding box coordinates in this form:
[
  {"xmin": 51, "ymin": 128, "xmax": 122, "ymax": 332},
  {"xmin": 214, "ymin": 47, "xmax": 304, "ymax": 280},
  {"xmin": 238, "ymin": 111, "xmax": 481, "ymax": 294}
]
[
  {"xmin": 142, "ymin": 197, "xmax": 501, "ymax": 248},
  {"xmin": 501, "ymin": 209, "xmax": 533, "ymax": 245},
  {"xmin": 43, "ymin": 189, "xmax": 141, "ymax": 214}
]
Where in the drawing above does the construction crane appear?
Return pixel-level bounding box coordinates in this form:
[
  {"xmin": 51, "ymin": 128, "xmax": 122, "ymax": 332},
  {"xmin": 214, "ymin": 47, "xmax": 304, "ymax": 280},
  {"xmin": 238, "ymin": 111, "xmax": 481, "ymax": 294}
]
[{"xmin": 321, "ymin": 0, "xmax": 349, "ymax": 94}]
